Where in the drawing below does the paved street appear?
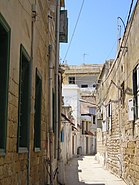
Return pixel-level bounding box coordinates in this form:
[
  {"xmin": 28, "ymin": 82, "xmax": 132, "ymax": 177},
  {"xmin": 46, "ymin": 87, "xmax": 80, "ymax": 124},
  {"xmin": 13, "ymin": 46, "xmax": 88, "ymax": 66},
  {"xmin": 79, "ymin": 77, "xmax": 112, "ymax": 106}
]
[{"xmin": 65, "ymin": 156, "xmax": 127, "ymax": 185}]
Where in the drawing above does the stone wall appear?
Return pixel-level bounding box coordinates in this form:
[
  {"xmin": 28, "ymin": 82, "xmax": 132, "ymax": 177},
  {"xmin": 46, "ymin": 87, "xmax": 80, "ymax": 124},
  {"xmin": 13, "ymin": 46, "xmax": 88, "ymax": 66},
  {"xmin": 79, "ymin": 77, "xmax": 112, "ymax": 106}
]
[
  {"xmin": 0, "ymin": 1, "xmax": 57, "ymax": 184},
  {"xmin": 62, "ymin": 64, "xmax": 103, "ymax": 86},
  {"xmin": 96, "ymin": 2, "xmax": 139, "ymax": 184}
]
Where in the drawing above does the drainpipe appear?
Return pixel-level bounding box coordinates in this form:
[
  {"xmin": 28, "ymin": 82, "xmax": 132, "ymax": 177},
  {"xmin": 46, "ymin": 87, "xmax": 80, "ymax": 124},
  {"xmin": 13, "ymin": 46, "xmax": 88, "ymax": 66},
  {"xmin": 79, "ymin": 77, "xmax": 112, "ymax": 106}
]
[
  {"xmin": 118, "ymin": 80, "xmax": 123, "ymax": 178},
  {"xmin": 49, "ymin": 45, "xmax": 54, "ymax": 185},
  {"xmin": 55, "ymin": 0, "xmax": 60, "ymax": 160},
  {"xmin": 27, "ymin": 4, "xmax": 36, "ymax": 185}
]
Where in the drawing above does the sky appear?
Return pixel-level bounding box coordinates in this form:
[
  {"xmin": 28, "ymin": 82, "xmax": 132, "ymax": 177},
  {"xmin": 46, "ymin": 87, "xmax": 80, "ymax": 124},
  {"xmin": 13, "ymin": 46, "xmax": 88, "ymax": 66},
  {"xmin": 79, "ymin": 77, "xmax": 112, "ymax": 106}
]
[{"xmin": 60, "ymin": 0, "xmax": 137, "ymax": 65}]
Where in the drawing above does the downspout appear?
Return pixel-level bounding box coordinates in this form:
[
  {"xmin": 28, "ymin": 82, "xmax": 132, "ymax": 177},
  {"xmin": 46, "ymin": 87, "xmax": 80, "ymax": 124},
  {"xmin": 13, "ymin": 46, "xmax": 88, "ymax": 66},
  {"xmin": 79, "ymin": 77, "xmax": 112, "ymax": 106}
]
[
  {"xmin": 27, "ymin": 4, "xmax": 36, "ymax": 185},
  {"xmin": 118, "ymin": 80, "xmax": 123, "ymax": 178},
  {"xmin": 55, "ymin": 0, "xmax": 60, "ymax": 160},
  {"xmin": 49, "ymin": 45, "xmax": 54, "ymax": 185}
]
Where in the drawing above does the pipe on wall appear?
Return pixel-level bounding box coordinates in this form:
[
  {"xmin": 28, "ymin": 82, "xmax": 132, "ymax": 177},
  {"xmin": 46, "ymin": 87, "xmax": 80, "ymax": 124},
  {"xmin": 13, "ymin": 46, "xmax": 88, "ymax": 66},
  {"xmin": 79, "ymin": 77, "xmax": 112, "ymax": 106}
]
[
  {"xmin": 55, "ymin": 0, "xmax": 60, "ymax": 161},
  {"xmin": 27, "ymin": 4, "xmax": 36, "ymax": 185},
  {"xmin": 48, "ymin": 44, "xmax": 54, "ymax": 185}
]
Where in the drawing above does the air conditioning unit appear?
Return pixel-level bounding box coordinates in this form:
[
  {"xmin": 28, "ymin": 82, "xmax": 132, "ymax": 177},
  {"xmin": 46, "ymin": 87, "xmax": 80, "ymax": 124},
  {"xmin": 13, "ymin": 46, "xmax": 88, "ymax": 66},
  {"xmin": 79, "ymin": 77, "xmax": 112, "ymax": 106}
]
[{"xmin": 128, "ymin": 98, "xmax": 134, "ymax": 121}]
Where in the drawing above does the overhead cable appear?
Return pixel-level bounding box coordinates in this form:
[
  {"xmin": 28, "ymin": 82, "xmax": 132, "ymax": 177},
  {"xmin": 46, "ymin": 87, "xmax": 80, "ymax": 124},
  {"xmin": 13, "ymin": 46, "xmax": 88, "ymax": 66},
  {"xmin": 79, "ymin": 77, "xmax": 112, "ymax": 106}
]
[{"xmin": 63, "ymin": 0, "xmax": 85, "ymax": 62}]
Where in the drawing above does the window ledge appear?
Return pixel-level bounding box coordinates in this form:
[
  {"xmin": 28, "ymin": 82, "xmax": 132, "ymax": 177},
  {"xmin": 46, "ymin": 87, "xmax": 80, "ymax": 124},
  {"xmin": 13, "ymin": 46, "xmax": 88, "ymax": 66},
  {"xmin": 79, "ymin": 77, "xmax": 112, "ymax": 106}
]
[
  {"xmin": 0, "ymin": 149, "xmax": 6, "ymax": 156},
  {"xmin": 34, "ymin": 147, "xmax": 41, "ymax": 152},
  {"xmin": 18, "ymin": 147, "xmax": 28, "ymax": 153}
]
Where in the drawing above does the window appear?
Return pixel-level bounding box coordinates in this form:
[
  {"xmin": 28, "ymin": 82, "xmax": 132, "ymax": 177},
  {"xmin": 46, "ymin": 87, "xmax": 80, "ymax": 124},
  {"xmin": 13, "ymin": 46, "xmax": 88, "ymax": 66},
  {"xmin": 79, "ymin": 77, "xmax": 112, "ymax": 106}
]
[
  {"xmin": 106, "ymin": 101, "xmax": 112, "ymax": 131},
  {"xmin": 81, "ymin": 84, "xmax": 88, "ymax": 88},
  {"xmin": 93, "ymin": 115, "xmax": 96, "ymax": 124},
  {"xmin": 120, "ymin": 82, "xmax": 125, "ymax": 107},
  {"xmin": 69, "ymin": 76, "xmax": 75, "ymax": 84},
  {"xmin": 61, "ymin": 129, "xmax": 64, "ymax": 142},
  {"xmin": 133, "ymin": 64, "xmax": 139, "ymax": 119},
  {"xmin": 82, "ymin": 121, "xmax": 85, "ymax": 134},
  {"xmin": 0, "ymin": 14, "xmax": 10, "ymax": 153},
  {"xmin": 89, "ymin": 107, "xmax": 96, "ymax": 115},
  {"xmin": 86, "ymin": 122, "xmax": 89, "ymax": 131},
  {"xmin": 34, "ymin": 69, "xmax": 42, "ymax": 150},
  {"xmin": 18, "ymin": 45, "xmax": 30, "ymax": 151},
  {"xmin": 93, "ymin": 84, "xmax": 96, "ymax": 88},
  {"xmin": 52, "ymin": 90, "xmax": 56, "ymax": 133}
]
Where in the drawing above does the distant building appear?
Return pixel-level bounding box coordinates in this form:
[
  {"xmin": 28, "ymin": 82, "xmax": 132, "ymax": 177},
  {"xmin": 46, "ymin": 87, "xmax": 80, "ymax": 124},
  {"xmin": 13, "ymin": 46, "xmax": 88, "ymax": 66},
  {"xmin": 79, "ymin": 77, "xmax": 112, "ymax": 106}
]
[
  {"xmin": 62, "ymin": 64, "xmax": 102, "ymax": 155},
  {"xmin": 62, "ymin": 84, "xmax": 81, "ymax": 156},
  {"xmin": 62, "ymin": 63, "xmax": 103, "ymax": 89}
]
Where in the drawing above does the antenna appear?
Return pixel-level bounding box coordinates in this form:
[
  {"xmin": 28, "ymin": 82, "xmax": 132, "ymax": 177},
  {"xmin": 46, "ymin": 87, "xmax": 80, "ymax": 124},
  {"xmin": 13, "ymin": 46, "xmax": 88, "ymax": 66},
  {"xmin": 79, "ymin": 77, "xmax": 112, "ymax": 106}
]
[{"xmin": 83, "ymin": 53, "xmax": 88, "ymax": 63}]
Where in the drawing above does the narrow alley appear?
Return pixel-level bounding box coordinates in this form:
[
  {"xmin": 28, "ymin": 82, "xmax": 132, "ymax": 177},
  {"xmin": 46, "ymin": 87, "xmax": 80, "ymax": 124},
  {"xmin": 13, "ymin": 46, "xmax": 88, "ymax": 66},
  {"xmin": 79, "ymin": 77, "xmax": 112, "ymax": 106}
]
[
  {"xmin": 1, "ymin": 0, "xmax": 139, "ymax": 185},
  {"xmin": 65, "ymin": 156, "xmax": 127, "ymax": 185}
]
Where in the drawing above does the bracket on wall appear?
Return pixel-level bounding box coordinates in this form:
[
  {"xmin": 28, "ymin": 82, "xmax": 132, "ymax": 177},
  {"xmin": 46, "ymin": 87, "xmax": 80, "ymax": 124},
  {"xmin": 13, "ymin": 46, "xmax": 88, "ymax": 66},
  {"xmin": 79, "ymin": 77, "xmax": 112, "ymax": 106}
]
[{"xmin": 121, "ymin": 46, "xmax": 128, "ymax": 52}]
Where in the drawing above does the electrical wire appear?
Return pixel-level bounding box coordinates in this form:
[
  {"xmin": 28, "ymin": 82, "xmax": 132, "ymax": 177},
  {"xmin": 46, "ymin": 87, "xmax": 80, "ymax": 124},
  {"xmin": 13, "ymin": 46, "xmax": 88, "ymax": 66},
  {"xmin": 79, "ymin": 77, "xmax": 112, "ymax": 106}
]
[
  {"xmin": 62, "ymin": 0, "xmax": 136, "ymax": 84},
  {"xmin": 104, "ymin": 40, "xmax": 117, "ymax": 62},
  {"xmin": 126, "ymin": 0, "xmax": 135, "ymax": 25},
  {"xmin": 18, "ymin": 0, "xmax": 32, "ymax": 16},
  {"xmin": 98, "ymin": 0, "xmax": 137, "ymax": 106},
  {"xmin": 63, "ymin": 0, "xmax": 85, "ymax": 62},
  {"xmin": 27, "ymin": 0, "xmax": 32, "ymax": 6},
  {"xmin": 100, "ymin": 0, "xmax": 136, "ymax": 86}
]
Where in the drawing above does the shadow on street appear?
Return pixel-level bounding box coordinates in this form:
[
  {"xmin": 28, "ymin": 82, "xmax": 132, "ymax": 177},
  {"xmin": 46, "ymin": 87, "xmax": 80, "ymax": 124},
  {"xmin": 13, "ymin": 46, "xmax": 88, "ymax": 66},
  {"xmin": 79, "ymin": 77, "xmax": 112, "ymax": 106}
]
[
  {"xmin": 64, "ymin": 155, "xmax": 126, "ymax": 185},
  {"xmin": 65, "ymin": 156, "xmax": 105, "ymax": 185}
]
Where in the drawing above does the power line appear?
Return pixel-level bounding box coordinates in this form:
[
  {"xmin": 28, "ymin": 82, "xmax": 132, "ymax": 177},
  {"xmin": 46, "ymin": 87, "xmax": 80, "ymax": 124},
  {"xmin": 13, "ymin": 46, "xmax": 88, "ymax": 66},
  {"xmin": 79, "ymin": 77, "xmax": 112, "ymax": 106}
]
[
  {"xmin": 63, "ymin": 0, "xmax": 85, "ymax": 62},
  {"xmin": 18, "ymin": 0, "xmax": 32, "ymax": 16},
  {"xmin": 100, "ymin": 0, "xmax": 136, "ymax": 85},
  {"xmin": 27, "ymin": 0, "xmax": 32, "ymax": 6},
  {"xmin": 104, "ymin": 40, "xmax": 117, "ymax": 62},
  {"xmin": 96, "ymin": 0, "xmax": 137, "ymax": 105}
]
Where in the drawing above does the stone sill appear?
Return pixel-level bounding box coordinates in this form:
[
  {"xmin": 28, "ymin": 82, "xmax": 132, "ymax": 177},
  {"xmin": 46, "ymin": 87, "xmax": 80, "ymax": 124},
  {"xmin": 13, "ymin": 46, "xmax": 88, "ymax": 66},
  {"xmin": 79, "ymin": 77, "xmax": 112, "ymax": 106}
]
[
  {"xmin": 0, "ymin": 149, "xmax": 6, "ymax": 156},
  {"xmin": 34, "ymin": 147, "xmax": 41, "ymax": 152},
  {"xmin": 18, "ymin": 147, "xmax": 28, "ymax": 153}
]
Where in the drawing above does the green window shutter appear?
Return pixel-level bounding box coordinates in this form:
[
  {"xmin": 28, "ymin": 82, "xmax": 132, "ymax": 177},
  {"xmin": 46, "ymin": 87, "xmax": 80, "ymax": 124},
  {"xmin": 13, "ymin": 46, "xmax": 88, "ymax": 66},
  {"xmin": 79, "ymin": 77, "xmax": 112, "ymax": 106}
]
[
  {"xmin": 0, "ymin": 13, "xmax": 11, "ymax": 153},
  {"xmin": 18, "ymin": 45, "xmax": 30, "ymax": 151},
  {"xmin": 52, "ymin": 90, "xmax": 56, "ymax": 133},
  {"xmin": 133, "ymin": 66, "xmax": 138, "ymax": 119},
  {"xmin": 34, "ymin": 69, "xmax": 42, "ymax": 150}
]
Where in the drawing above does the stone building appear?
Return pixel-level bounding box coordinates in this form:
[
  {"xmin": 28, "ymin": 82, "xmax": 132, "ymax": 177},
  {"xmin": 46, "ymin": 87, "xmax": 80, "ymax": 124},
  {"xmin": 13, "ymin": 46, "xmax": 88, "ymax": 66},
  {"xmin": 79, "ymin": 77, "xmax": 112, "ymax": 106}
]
[
  {"xmin": 62, "ymin": 64, "xmax": 102, "ymax": 155},
  {"xmin": 62, "ymin": 63, "xmax": 102, "ymax": 88},
  {"xmin": 96, "ymin": 1, "xmax": 139, "ymax": 185},
  {"xmin": 0, "ymin": 1, "xmax": 66, "ymax": 185},
  {"xmin": 62, "ymin": 84, "xmax": 81, "ymax": 156},
  {"xmin": 80, "ymin": 93, "xmax": 97, "ymax": 155},
  {"xmin": 58, "ymin": 105, "xmax": 73, "ymax": 184}
]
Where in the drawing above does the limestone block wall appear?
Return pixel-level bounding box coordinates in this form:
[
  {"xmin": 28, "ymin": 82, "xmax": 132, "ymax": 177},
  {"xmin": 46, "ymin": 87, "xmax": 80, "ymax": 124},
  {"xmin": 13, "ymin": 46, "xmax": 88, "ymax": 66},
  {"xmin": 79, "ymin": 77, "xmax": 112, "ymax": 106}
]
[
  {"xmin": 97, "ymin": 2, "xmax": 139, "ymax": 184},
  {"xmin": 0, "ymin": 0, "xmax": 56, "ymax": 184}
]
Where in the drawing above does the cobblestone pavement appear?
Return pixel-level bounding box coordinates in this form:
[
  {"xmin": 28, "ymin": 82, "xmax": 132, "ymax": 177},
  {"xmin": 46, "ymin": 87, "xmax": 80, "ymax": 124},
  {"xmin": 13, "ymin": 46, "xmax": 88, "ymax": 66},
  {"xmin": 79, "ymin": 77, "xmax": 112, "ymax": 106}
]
[{"xmin": 65, "ymin": 156, "xmax": 127, "ymax": 185}]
